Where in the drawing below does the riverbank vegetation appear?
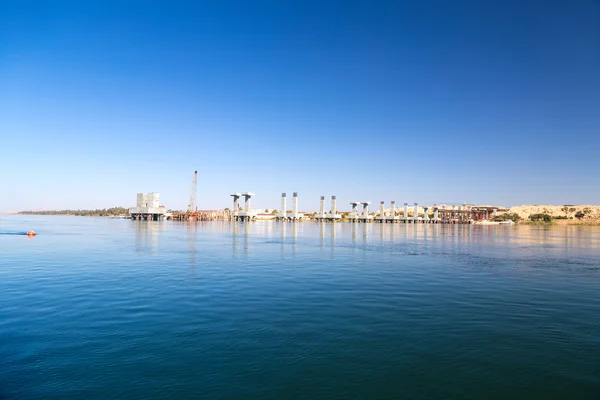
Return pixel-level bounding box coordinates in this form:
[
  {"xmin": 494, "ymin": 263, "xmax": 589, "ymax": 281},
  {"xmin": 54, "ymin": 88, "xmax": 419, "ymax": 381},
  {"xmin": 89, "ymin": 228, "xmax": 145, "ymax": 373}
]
[{"xmin": 19, "ymin": 207, "xmax": 129, "ymax": 217}]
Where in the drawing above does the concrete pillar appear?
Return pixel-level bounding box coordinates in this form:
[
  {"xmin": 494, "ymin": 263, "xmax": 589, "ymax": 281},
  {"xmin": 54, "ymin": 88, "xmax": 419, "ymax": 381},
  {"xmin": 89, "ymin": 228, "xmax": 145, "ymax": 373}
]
[
  {"xmin": 434, "ymin": 207, "xmax": 439, "ymax": 222},
  {"xmin": 404, "ymin": 203, "xmax": 408, "ymax": 221},
  {"xmin": 244, "ymin": 194, "xmax": 251, "ymax": 212},
  {"xmin": 391, "ymin": 201, "xmax": 396, "ymax": 219},
  {"xmin": 350, "ymin": 202, "xmax": 359, "ymax": 218},
  {"xmin": 292, "ymin": 192, "xmax": 298, "ymax": 215},
  {"xmin": 424, "ymin": 207, "xmax": 429, "ymax": 222},
  {"xmin": 380, "ymin": 201, "xmax": 385, "ymax": 219},
  {"xmin": 414, "ymin": 203, "xmax": 418, "ymax": 222},
  {"xmin": 320, "ymin": 196, "xmax": 325, "ymax": 215},
  {"xmin": 281, "ymin": 193, "xmax": 286, "ymax": 219},
  {"xmin": 362, "ymin": 202, "xmax": 370, "ymax": 217},
  {"xmin": 231, "ymin": 194, "xmax": 240, "ymax": 212},
  {"xmin": 331, "ymin": 196, "xmax": 337, "ymax": 216}
]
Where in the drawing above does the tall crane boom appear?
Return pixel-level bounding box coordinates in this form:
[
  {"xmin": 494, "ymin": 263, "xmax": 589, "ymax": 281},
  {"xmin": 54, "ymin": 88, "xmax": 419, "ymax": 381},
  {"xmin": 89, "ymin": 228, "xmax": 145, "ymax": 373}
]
[{"xmin": 188, "ymin": 170, "xmax": 197, "ymax": 214}]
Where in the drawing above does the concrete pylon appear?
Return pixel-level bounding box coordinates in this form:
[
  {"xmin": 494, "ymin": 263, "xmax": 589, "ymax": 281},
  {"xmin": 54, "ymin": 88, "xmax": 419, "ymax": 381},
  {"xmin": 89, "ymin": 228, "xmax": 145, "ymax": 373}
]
[
  {"xmin": 350, "ymin": 202, "xmax": 359, "ymax": 217},
  {"xmin": 230, "ymin": 193, "xmax": 240, "ymax": 211},
  {"xmin": 281, "ymin": 193, "xmax": 286, "ymax": 219},
  {"xmin": 414, "ymin": 203, "xmax": 419, "ymax": 222},
  {"xmin": 292, "ymin": 192, "xmax": 298, "ymax": 215},
  {"xmin": 244, "ymin": 194, "xmax": 252, "ymax": 212},
  {"xmin": 362, "ymin": 202, "xmax": 370, "ymax": 217},
  {"xmin": 320, "ymin": 196, "xmax": 325, "ymax": 215},
  {"xmin": 331, "ymin": 196, "xmax": 337, "ymax": 216},
  {"xmin": 404, "ymin": 203, "xmax": 409, "ymax": 221},
  {"xmin": 391, "ymin": 201, "xmax": 396, "ymax": 218},
  {"xmin": 424, "ymin": 206, "xmax": 429, "ymax": 222},
  {"xmin": 380, "ymin": 201, "xmax": 385, "ymax": 218},
  {"xmin": 434, "ymin": 207, "xmax": 439, "ymax": 221}
]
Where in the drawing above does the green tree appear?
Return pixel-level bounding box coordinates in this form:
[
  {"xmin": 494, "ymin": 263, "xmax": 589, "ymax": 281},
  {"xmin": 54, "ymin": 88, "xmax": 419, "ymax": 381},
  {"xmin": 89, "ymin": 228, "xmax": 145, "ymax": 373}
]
[{"xmin": 530, "ymin": 213, "xmax": 552, "ymax": 223}]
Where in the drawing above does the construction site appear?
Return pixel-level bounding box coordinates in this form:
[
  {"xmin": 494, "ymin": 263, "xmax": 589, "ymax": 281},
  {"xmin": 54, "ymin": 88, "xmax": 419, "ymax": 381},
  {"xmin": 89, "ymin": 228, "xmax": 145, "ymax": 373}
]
[{"xmin": 130, "ymin": 170, "xmax": 506, "ymax": 224}]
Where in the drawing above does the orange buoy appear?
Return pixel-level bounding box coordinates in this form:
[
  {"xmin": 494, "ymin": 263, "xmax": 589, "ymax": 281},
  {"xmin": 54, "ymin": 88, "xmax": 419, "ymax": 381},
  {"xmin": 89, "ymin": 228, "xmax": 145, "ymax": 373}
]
[{"xmin": 27, "ymin": 231, "xmax": 36, "ymax": 237}]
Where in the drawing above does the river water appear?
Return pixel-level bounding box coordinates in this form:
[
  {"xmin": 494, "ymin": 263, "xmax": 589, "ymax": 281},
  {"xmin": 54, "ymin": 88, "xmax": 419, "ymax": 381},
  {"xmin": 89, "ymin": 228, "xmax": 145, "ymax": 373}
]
[{"xmin": 1, "ymin": 216, "xmax": 599, "ymax": 399}]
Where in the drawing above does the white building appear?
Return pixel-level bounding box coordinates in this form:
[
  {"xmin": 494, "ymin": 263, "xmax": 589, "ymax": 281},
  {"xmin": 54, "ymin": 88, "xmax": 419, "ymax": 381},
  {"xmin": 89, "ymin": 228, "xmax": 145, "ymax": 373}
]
[{"xmin": 129, "ymin": 192, "xmax": 166, "ymax": 221}]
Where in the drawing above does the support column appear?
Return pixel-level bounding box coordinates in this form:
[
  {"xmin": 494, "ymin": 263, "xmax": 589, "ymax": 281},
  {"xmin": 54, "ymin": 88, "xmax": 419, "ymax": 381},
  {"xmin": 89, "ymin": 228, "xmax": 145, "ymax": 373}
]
[
  {"xmin": 413, "ymin": 203, "xmax": 419, "ymax": 223},
  {"xmin": 231, "ymin": 194, "xmax": 240, "ymax": 212},
  {"xmin": 434, "ymin": 207, "xmax": 439, "ymax": 222},
  {"xmin": 424, "ymin": 207, "xmax": 429, "ymax": 223},
  {"xmin": 292, "ymin": 192, "xmax": 298, "ymax": 216},
  {"xmin": 391, "ymin": 201, "xmax": 396, "ymax": 222},
  {"xmin": 331, "ymin": 196, "xmax": 337, "ymax": 218},
  {"xmin": 380, "ymin": 201, "xmax": 385, "ymax": 222},
  {"xmin": 404, "ymin": 203, "xmax": 409, "ymax": 222},
  {"xmin": 362, "ymin": 202, "xmax": 370, "ymax": 220},
  {"xmin": 281, "ymin": 193, "xmax": 287, "ymax": 220},
  {"xmin": 350, "ymin": 202, "xmax": 359, "ymax": 221},
  {"xmin": 319, "ymin": 196, "xmax": 325, "ymax": 215},
  {"xmin": 244, "ymin": 194, "xmax": 252, "ymax": 212}
]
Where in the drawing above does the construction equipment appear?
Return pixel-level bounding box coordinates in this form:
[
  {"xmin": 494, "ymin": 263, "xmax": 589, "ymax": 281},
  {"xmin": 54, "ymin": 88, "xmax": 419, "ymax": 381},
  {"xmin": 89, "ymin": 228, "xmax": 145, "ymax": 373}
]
[{"xmin": 188, "ymin": 170, "xmax": 198, "ymax": 215}]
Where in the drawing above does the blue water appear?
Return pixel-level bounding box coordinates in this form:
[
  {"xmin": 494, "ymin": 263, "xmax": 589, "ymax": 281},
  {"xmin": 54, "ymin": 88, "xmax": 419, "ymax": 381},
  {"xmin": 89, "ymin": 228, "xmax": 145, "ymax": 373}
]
[{"xmin": 1, "ymin": 216, "xmax": 600, "ymax": 399}]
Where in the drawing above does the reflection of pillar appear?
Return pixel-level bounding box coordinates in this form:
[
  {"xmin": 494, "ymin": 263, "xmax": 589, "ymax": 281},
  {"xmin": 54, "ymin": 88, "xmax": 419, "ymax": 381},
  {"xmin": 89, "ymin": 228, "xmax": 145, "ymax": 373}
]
[
  {"xmin": 244, "ymin": 220, "xmax": 250, "ymax": 251},
  {"xmin": 281, "ymin": 193, "xmax": 286, "ymax": 218},
  {"xmin": 292, "ymin": 192, "xmax": 298, "ymax": 215},
  {"xmin": 331, "ymin": 196, "xmax": 337, "ymax": 216},
  {"xmin": 391, "ymin": 201, "xmax": 396, "ymax": 218},
  {"xmin": 380, "ymin": 201, "xmax": 385, "ymax": 219},
  {"xmin": 281, "ymin": 219, "xmax": 286, "ymax": 253},
  {"xmin": 414, "ymin": 203, "xmax": 418, "ymax": 222},
  {"xmin": 319, "ymin": 196, "xmax": 325, "ymax": 215},
  {"xmin": 320, "ymin": 220, "xmax": 325, "ymax": 236}
]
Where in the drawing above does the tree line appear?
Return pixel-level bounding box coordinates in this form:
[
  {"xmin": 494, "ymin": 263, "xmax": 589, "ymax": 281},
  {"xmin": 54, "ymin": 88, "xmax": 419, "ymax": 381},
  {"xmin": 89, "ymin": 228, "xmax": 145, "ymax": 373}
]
[{"xmin": 19, "ymin": 207, "xmax": 130, "ymax": 217}]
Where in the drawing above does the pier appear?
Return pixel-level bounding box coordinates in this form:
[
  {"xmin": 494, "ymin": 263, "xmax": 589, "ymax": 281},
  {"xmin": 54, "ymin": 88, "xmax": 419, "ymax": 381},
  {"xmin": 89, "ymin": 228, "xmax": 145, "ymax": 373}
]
[
  {"xmin": 315, "ymin": 196, "xmax": 342, "ymax": 221},
  {"xmin": 129, "ymin": 192, "xmax": 167, "ymax": 221},
  {"xmin": 231, "ymin": 192, "xmax": 257, "ymax": 221},
  {"xmin": 171, "ymin": 209, "xmax": 231, "ymax": 221},
  {"xmin": 276, "ymin": 192, "xmax": 305, "ymax": 221},
  {"xmin": 349, "ymin": 201, "xmax": 373, "ymax": 222},
  {"xmin": 128, "ymin": 185, "xmax": 503, "ymax": 225}
]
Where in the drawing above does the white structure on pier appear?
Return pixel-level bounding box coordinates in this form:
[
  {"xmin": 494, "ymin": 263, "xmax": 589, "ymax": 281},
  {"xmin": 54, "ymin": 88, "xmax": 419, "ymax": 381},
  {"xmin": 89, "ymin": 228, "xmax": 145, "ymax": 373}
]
[
  {"xmin": 315, "ymin": 195, "xmax": 342, "ymax": 221},
  {"xmin": 129, "ymin": 192, "xmax": 166, "ymax": 221},
  {"xmin": 402, "ymin": 203, "xmax": 410, "ymax": 222},
  {"xmin": 376, "ymin": 200, "xmax": 400, "ymax": 222},
  {"xmin": 277, "ymin": 192, "xmax": 304, "ymax": 221},
  {"xmin": 349, "ymin": 201, "xmax": 373, "ymax": 222},
  {"xmin": 231, "ymin": 192, "xmax": 257, "ymax": 221}
]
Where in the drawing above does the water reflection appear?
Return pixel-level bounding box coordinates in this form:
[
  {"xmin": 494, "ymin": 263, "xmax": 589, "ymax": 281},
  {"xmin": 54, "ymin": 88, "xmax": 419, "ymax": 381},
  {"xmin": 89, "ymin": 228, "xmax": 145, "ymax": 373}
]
[
  {"xmin": 187, "ymin": 223, "xmax": 196, "ymax": 272},
  {"xmin": 134, "ymin": 220, "xmax": 165, "ymax": 254},
  {"xmin": 225, "ymin": 221, "xmax": 600, "ymax": 262}
]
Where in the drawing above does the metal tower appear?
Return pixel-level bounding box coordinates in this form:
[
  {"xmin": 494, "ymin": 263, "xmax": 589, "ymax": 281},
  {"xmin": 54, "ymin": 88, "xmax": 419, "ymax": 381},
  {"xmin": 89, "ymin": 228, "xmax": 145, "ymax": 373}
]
[{"xmin": 188, "ymin": 170, "xmax": 198, "ymax": 213}]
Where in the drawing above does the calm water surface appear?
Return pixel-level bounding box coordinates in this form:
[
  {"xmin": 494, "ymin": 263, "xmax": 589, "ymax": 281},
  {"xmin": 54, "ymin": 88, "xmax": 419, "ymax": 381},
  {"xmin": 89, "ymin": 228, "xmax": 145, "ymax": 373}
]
[{"xmin": 1, "ymin": 216, "xmax": 599, "ymax": 399}]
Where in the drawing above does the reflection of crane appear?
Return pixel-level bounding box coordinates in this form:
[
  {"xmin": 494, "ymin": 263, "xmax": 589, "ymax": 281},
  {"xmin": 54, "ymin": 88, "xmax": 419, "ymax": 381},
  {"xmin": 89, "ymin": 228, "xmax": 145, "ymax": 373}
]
[{"xmin": 188, "ymin": 170, "xmax": 198, "ymax": 215}]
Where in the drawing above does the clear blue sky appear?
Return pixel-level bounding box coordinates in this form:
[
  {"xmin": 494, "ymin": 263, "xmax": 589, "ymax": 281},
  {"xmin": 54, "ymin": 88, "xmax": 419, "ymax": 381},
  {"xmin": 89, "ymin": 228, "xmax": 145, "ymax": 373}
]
[{"xmin": 1, "ymin": 0, "xmax": 599, "ymax": 211}]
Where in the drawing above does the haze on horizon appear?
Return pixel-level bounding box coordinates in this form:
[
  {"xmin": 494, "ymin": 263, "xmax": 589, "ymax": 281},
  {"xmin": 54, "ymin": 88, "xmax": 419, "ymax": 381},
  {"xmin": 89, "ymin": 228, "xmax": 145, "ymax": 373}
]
[{"xmin": 1, "ymin": 1, "xmax": 599, "ymax": 212}]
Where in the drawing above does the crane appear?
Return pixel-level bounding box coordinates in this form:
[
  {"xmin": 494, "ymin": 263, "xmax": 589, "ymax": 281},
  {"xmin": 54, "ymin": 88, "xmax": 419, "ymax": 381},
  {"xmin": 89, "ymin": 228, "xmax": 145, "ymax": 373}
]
[{"xmin": 188, "ymin": 170, "xmax": 198, "ymax": 215}]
